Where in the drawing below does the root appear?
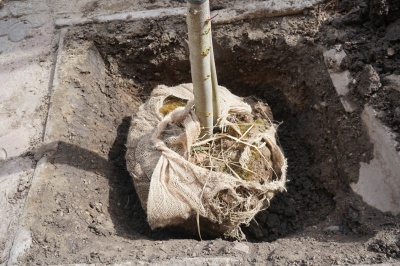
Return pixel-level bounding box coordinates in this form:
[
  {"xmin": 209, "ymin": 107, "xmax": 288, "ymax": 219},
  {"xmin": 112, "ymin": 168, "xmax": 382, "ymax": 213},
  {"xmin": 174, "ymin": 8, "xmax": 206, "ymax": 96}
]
[{"xmin": 190, "ymin": 113, "xmax": 279, "ymax": 182}]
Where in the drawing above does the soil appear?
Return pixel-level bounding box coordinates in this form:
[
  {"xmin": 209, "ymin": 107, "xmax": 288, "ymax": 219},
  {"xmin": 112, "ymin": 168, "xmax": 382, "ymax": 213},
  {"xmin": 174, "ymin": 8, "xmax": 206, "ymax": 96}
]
[{"xmin": 15, "ymin": 0, "xmax": 400, "ymax": 265}]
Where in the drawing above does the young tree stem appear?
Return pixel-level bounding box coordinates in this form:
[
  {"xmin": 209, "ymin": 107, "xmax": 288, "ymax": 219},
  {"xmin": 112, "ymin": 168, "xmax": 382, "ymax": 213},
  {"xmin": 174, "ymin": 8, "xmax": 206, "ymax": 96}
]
[{"xmin": 187, "ymin": 0, "xmax": 214, "ymax": 137}]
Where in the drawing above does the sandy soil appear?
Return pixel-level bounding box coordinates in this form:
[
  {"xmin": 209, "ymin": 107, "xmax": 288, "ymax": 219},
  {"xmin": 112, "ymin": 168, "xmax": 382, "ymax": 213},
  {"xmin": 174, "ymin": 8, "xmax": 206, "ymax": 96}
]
[{"xmin": 2, "ymin": 0, "xmax": 398, "ymax": 264}]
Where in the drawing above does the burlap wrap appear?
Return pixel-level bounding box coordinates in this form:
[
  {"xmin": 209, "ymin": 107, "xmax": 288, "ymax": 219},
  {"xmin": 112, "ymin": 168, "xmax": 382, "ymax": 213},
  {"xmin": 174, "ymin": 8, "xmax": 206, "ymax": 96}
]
[{"xmin": 126, "ymin": 84, "xmax": 287, "ymax": 239}]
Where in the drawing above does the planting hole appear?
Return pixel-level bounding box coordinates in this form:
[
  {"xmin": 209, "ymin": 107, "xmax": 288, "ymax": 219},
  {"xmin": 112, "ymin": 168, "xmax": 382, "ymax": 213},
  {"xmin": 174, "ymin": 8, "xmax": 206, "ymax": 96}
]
[{"xmin": 24, "ymin": 13, "xmax": 381, "ymax": 265}]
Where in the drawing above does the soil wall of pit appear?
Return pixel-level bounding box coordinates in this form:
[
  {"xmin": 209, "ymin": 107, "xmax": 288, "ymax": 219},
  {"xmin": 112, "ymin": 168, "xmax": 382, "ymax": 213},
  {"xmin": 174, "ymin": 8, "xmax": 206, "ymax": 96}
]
[{"xmin": 82, "ymin": 14, "xmax": 374, "ymax": 240}]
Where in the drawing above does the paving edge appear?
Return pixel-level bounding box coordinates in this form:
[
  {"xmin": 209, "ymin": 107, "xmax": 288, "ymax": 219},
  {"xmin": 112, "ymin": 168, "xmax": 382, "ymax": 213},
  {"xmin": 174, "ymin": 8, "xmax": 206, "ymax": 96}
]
[
  {"xmin": 52, "ymin": 257, "xmax": 239, "ymax": 266},
  {"xmin": 42, "ymin": 28, "xmax": 67, "ymax": 144},
  {"xmin": 6, "ymin": 28, "xmax": 67, "ymax": 266},
  {"xmin": 55, "ymin": 0, "xmax": 323, "ymax": 28},
  {"xmin": 7, "ymin": 157, "xmax": 48, "ymax": 266}
]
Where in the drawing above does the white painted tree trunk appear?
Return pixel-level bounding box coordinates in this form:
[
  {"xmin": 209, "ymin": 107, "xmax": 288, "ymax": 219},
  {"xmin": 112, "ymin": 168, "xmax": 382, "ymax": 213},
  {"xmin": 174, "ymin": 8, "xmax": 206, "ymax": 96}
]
[{"xmin": 187, "ymin": 0, "xmax": 214, "ymax": 137}]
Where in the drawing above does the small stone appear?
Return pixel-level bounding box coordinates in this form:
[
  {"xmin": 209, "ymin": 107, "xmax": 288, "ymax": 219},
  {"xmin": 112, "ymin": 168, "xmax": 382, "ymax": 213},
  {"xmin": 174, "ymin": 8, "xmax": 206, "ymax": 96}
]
[
  {"xmin": 0, "ymin": 6, "xmax": 10, "ymax": 19},
  {"xmin": 357, "ymin": 65, "xmax": 381, "ymax": 96},
  {"xmin": 387, "ymin": 48, "xmax": 395, "ymax": 57},
  {"xmin": 324, "ymin": 225, "xmax": 340, "ymax": 232},
  {"xmin": 0, "ymin": 19, "xmax": 18, "ymax": 37},
  {"xmin": 107, "ymin": 26, "xmax": 115, "ymax": 33},
  {"xmin": 26, "ymin": 16, "xmax": 45, "ymax": 28},
  {"xmin": 331, "ymin": 17, "xmax": 343, "ymax": 27},
  {"xmin": 376, "ymin": 110, "xmax": 386, "ymax": 119},
  {"xmin": 0, "ymin": 148, "xmax": 7, "ymax": 160},
  {"xmin": 385, "ymin": 20, "xmax": 400, "ymax": 41},
  {"xmin": 335, "ymin": 44, "xmax": 343, "ymax": 52},
  {"xmin": 394, "ymin": 107, "xmax": 400, "ymax": 120},
  {"xmin": 8, "ymin": 22, "xmax": 31, "ymax": 42},
  {"xmin": 340, "ymin": 97, "xmax": 357, "ymax": 113},
  {"xmin": 232, "ymin": 242, "xmax": 250, "ymax": 254},
  {"xmin": 383, "ymin": 74, "xmax": 400, "ymax": 92}
]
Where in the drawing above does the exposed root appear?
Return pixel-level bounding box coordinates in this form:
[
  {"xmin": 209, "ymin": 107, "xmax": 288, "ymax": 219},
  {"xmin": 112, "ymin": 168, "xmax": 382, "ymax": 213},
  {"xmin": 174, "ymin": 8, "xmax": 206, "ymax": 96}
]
[{"xmin": 190, "ymin": 111, "xmax": 279, "ymax": 183}]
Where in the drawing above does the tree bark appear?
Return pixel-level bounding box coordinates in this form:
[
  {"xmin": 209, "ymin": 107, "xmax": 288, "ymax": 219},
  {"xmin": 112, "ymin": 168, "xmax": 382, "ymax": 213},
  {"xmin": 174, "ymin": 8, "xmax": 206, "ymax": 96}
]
[{"xmin": 187, "ymin": 0, "xmax": 214, "ymax": 137}]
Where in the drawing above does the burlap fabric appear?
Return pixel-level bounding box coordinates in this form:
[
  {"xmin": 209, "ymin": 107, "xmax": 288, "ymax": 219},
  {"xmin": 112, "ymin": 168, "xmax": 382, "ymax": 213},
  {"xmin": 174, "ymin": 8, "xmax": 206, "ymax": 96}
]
[{"xmin": 126, "ymin": 84, "xmax": 287, "ymax": 239}]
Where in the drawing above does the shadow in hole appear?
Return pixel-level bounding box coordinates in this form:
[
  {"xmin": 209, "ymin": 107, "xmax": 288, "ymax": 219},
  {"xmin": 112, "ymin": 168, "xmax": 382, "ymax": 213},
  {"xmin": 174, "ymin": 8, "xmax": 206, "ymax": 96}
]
[
  {"xmin": 106, "ymin": 116, "xmax": 151, "ymax": 239},
  {"xmin": 2, "ymin": 117, "xmax": 197, "ymax": 241},
  {"xmin": 209, "ymin": 85, "xmax": 335, "ymax": 242},
  {"xmin": 107, "ymin": 116, "xmax": 203, "ymax": 240}
]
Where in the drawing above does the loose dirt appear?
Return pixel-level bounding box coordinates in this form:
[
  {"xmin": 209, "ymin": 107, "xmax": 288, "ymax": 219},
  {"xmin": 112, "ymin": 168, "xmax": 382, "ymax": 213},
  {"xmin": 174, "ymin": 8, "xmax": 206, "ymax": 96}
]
[{"xmin": 15, "ymin": 0, "xmax": 400, "ymax": 265}]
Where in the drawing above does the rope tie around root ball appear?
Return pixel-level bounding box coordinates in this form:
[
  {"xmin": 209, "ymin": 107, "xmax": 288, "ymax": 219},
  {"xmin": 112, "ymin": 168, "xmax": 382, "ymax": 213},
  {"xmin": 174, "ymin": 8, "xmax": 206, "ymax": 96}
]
[{"xmin": 126, "ymin": 83, "xmax": 287, "ymax": 240}]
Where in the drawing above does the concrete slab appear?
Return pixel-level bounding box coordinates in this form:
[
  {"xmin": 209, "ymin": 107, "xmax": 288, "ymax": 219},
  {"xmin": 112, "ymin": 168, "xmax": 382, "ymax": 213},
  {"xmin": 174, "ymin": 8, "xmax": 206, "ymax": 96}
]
[
  {"xmin": 328, "ymin": 71, "xmax": 352, "ymax": 96},
  {"xmin": 214, "ymin": 0, "xmax": 322, "ymax": 24},
  {"xmin": 323, "ymin": 48, "xmax": 351, "ymax": 95},
  {"xmin": 351, "ymin": 106, "xmax": 400, "ymax": 215},
  {"xmin": 0, "ymin": 157, "xmax": 35, "ymax": 264},
  {"xmin": 5, "ymin": 157, "xmax": 48, "ymax": 266},
  {"xmin": 8, "ymin": 21, "xmax": 31, "ymax": 42},
  {"xmin": 7, "ymin": 227, "xmax": 32, "ymax": 266},
  {"xmin": 323, "ymin": 47, "xmax": 357, "ymax": 112},
  {"xmin": 0, "ymin": 2, "xmax": 55, "ymax": 264},
  {"xmin": 55, "ymin": 0, "xmax": 322, "ymax": 27},
  {"xmin": 50, "ymin": 0, "xmax": 287, "ymax": 18},
  {"xmin": 8, "ymin": 0, "xmax": 49, "ymax": 17},
  {"xmin": 0, "ymin": 15, "xmax": 54, "ymax": 158}
]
